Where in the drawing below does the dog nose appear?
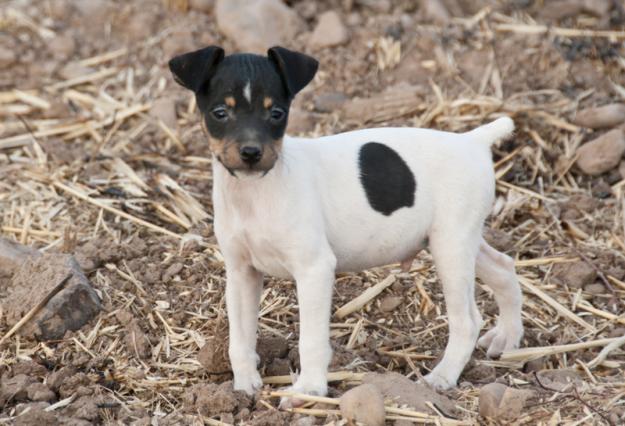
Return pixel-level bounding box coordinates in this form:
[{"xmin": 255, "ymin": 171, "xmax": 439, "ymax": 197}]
[{"xmin": 240, "ymin": 145, "xmax": 262, "ymax": 165}]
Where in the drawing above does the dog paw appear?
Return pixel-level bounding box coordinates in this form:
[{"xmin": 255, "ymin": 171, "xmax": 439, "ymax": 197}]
[
  {"xmin": 423, "ymin": 370, "xmax": 455, "ymax": 391},
  {"xmin": 477, "ymin": 323, "xmax": 523, "ymax": 358},
  {"xmin": 278, "ymin": 377, "xmax": 327, "ymax": 409},
  {"xmin": 233, "ymin": 369, "xmax": 263, "ymax": 395}
]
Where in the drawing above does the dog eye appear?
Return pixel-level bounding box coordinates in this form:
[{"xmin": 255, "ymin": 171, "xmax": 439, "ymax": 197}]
[
  {"xmin": 211, "ymin": 106, "xmax": 229, "ymax": 122},
  {"xmin": 269, "ymin": 107, "xmax": 286, "ymax": 122}
]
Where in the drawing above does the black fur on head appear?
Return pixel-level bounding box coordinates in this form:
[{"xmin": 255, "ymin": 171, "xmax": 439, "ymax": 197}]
[{"xmin": 168, "ymin": 46, "xmax": 318, "ymax": 177}]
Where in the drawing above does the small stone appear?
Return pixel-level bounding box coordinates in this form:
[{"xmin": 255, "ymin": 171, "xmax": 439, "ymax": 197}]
[
  {"xmin": 49, "ymin": 35, "xmax": 76, "ymax": 59},
  {"xmin": 539, "ymin": 0, "xmax": 584, "ymax": 20},
  {"xmin": 313, "ymin": 92, "xmax": 347, "ymax": 113},
  {"xmin": 420, "ymin": 0, "xmax": 451, "ymax": 24},
  {"xmin": 26, "ymin": 383, "xmax": 56, "ymax": 402},
  {"xmin": 552, "ymin": 261, "xmax": 596, "ymax": 289},
  {"xmin": 339, "ymin": 384, "xmax": 386, "ymax": 426},
  {"xmin": 2, "ymin": 254, "xmax": 101, "ymax": 341},
  {"xmin": 535, "ymin": 369, "xmax": 583, "ymax": 392},
  {"xmin": 215, "ymin": 0, "xmax": 301, "ymax": 53},
  {"xmin": 479, "ymin": 383, "xmax": 533, "ymax": 421},
  {"xmin": 379, "ymin": 295, "xmax": 402, "ymax": 313},
  {"xmin": 309, "ymin": 11, "xmax": 349, "ymax": 49},
  {"xmin": 189, "ymin": 0, "xmax": 214, "ymax": 13},
  {"xmin": 0, "ymin": 46, "xmax": 17, "ymax": 69},
  {"xmin": 256, "ymin": 336, "xmax": 289, "ymax": 363},
  {"xmin": 150, "ymin": 98, "xmax": 178, "ymax": 130},
  {"xmin": 584, "ymin": 282, "xmax": 606, "ymax": 295},
  {"xmin": 576, "ymin": 129, "xmax": 625, "ymax": 176},
  {"xmin": 0, "ymin": 238, "xmax": 39, "ymax": 274},
  {"xmin": 0, "ymin": 374, "xmax": 37, "ymax": 403},
  {"xmin": 574, "ymin": 104, "xmax": 625, "ymax": 129},
  {"xmin": 163, "ymin": 262, "xmax": 184, "ymax": 282},
  {"xmin": 197, "ymin": 339, "xmax": 230, "ymax": 373},
  {"xmin": 47, "ymin": 366, "xmax": 77, "ymax": 391}
]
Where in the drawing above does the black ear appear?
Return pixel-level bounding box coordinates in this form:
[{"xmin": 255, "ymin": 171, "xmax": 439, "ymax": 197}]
[
  {"xmin": 268, "ymin": 46, "xmax": 318, "ymax": 99},
  {"xmin": 168, "ymin": 46, "xmax": 225, "ymax": 93}
]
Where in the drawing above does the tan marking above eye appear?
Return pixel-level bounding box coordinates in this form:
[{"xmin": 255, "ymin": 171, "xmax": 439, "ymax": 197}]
[
  {"xmin": 225, "ymin": 96, "xmax": 236, "ymax": 107},
  {"xmin": 263, "ymin": 97, "xmax": 273, "ymax": 109}
]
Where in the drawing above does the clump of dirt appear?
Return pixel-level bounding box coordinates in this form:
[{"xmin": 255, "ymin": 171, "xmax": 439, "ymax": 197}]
[{"xmin": 183, "ymin": 381, "xmax": 253, "ymax": 418}]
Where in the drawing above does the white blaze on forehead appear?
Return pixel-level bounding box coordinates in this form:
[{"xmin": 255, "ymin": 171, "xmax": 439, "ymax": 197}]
[{"xmin": 243, "ymin": 81, "xmax": 252, "ymax": 104}]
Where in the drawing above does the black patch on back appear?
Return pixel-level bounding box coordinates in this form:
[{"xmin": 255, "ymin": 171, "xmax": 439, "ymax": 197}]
[{"xmin": 358, "ymin": 142, "xmax": 416, "ymax": 216}]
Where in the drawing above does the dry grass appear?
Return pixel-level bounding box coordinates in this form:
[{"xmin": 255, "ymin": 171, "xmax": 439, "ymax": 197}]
[{"xmin": 1, "ymin": 0, "xmax": 625, "ymax": 424}]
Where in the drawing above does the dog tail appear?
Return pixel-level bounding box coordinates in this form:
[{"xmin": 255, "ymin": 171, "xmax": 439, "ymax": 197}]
[{"xmin": 467, "ymin": 117, "xmax": 515, "ymax": 147}]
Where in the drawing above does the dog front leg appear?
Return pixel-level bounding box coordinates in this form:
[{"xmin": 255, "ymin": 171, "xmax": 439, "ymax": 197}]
[
  {"xmin": 225, "ymin": 262, "xmax": 264, "ymax": 394},
  {"xmin": 281, "ymin": 254, "xmax": 336, "ymax": 407}
]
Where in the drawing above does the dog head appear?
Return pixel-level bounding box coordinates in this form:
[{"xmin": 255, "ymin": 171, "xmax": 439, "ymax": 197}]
[{"xmin": 169, "ymin": 46, "xmax": 318, "ymax": 177}]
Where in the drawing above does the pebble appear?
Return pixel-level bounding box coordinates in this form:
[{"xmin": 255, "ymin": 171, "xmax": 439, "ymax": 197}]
[
  {"xmin": 309, "ymin": 11, "xmax": 349, "ymax": 49},
  {"xmin": 339, "ymin": 384, "xmax": 386, "ymax": 426},
  {"xmin": 479, "ymin": 383, "xmax": 533, "ymax": 421},
  {"xmin": 215, "ymin": 0, "xmax": 300, "ymax": 53},
  {"xmin": 552, "ymin": 261, "xmax": 597, "ymax": 289},
  {"xmin": 379, "ymin": 295, "xmax": 402, "ymax": 312},
  {"xmin": 574, "ymin": 104, "xmax": 625, "ymax": 129},
  {"xmin": 576, "ymin": 129, "xmax": 625, "ymax": 176},
  {"xmin": 0, "ymin": 46, "xmax": 17, "ymax": 69}
]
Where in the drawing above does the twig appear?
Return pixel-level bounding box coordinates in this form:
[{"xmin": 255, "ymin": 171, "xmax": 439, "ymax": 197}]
[{"xmin": 334, "ymin": 274, "xmax": 396, "ymax": 319}]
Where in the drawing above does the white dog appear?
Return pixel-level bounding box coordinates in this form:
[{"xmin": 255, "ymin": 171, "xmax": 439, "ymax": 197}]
[{"xmin": 168, "ymin": 45, "xmax": 524, "ymax": 403}]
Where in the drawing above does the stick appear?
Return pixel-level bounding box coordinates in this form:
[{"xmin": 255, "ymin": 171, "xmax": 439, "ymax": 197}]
[
  {"xmin": 586, "ymin": 334, "xmax": 625, "ymax": 369},
  {"xmin": 334, "ymin": 274, "xmax": 396, "ymax": 319},
  {"xmin": 0, "ymin": 274, "xmax": 72, "ymax": 346},
  {"xmin": 519, "ymin": 276, "xmax": 595, "ymax": 332},
  {"xmin": 495, "ymin": 24, "xmax": 625, "ymax": 40},
  {"xmin": 500, "ymin": 337, "xmax": 622, "ymax": 362},
  {"xmin": 54, "ymin": 181, "xmax": 182, "ymax": 240}
]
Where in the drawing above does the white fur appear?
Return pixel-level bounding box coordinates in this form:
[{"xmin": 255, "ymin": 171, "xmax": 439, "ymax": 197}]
[
  {"xmin": 213, "ymin": 117, "xmax": 523, "ymax": 398},
  {"xmin": 243, "ymin": 81, "xmax": 251, "ymax": 104}
]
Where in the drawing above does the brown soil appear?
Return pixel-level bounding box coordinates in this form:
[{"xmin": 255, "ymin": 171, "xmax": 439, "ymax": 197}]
[{"xmin": 1, "ymin": 0, "xmax": 625, "ymax": 424}]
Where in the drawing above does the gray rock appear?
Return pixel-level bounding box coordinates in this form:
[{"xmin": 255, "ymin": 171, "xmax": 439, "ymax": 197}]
[
  {"xmin": 2, "ymin": 254, "xmax": 101, "ymax": 341},
  {"xmin": 574, "ymin": 104, "xmax": 625, "ymax": 129},
  {"xmin": 215, "ymin": 0, "xmax": 301, "ymax": 53},
  {"xmin": 310, "ymin": 11, "xmax": 349, "ymax": 49}
]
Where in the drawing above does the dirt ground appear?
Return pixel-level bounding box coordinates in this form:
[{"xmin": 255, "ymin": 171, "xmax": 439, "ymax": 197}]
[{"xmin": 1, "ymin": 0, "xmax": 625, "ymax": 424}]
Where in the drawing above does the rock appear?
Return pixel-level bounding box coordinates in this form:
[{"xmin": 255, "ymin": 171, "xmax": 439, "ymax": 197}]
[
  {"xmin": 363, "ymin": 372, "xmax": 456, "ymax": 415},
  {"xmin": 584, "ymin": 282, "xmax": 606, "ymax": 295},
  {"xmin": 197, "ymin": 338, "xmax": 230, "ymax": 373},
  {"xmin": 420, "ymin": 0, "xmax": 451, "ymax": 24},
  {"xmin": 2, "ymin": 254, "xmax": 102, "ymax": 341},
  {"xmin": 215, "ymin": 0, "xmax": 301, "ymax": 53},
  {"xmin": 287, "ymin": 108, "xmax": 316, "ymax": 134},
  {"xmin": 47, "ymin": 366, "xmax": 77, "ymax": 391},
  {"xmin": 479, "ymin": 383, "xmax": 533, "ymax": 421},
  {"xmin": 313, "ymin": 92, "xmax": 347, "ymax": 112},
  {"xmin": 189, "ymin": 0, "xmax": 214, "ymax": 13},
  {"xmin": 0, "ymin": 374, "xmax": 37, "ymax": 403},
  {"xmin": 12, "ymin": 361, "xmax": 48, "ymax": 378},
  {"xmin": 124, "ymin": 319, "xmax": 151, "ymax": 359},
  {"xmin": 574, "ymin": 104, "xmax": 625, "ymax": 129},
  {"xmin": 14, "ymin": 404, "xmax": 58, "ymax": 426},
  {"xmin": 552, "ymin": 261, "xmax": 596, "ymax": 289},
  {"xmin": 26, "ymin": 383, "xmax": 56, "ymax": 402},
  {"xmin": 309, "ymin": 11, "xmax": 349, "ymax": 49},
  {"xmin": 539, "ymin": 0, "xmax": 584, "ymax": 20},
  {"xmin": 257, "ymin": 336, "xmax": 289, "ymax": 363},
  {"xmin": 49, "ymin": 35, "xmax": 76, "ymax": 59},
  {"xmin": 535, "ymin": 369, "xmax": 583, "ymax": 392},
  {"xmin": 0, "ymin": 46, "xmax": 17, "ymax": 69},
  {"xmin": 339, "ymin": 384, "xmax": 385, "ymax": 426},
  {"xmin": 581, "ymin": 0, "xmax": 612, "ymax": 16},
  {"xmin": 379, "ymin": 295, "xmax": 402, "ymax": 312},
  {"xmin": 150, "ymin": 98, "xmax": 178, "ymax": 130},
  {"xmin": 576, "ymin": 129, "xmax": 625, "ymax": 176},
  {"xmin": 0, "ymin": 238, "xmax": 39, "ymax": 274},
  {"xmin": 183, "ymin": 382, "xmax": 252, "ymax": 417},
  {"xmin": 342, "ymin": 83, "xmax": 424, "ymax": 124}
]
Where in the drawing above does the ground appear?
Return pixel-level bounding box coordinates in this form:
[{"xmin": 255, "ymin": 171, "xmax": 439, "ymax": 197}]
[{"xmin": 1, "ymin": 0, "xmax": 625, "ymax": 425}]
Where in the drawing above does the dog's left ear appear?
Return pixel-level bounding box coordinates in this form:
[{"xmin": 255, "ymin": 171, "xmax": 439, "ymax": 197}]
[
  {"xmin": 168, "ymin": 46, "xmax": 225, "ymax": 93},
  {"xmin": 268, "ymin": 46, "xmax": 318, "ymax": 99}
]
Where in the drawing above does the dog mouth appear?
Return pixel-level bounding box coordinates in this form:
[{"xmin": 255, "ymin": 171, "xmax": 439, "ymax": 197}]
[{"xmin": 216, "ymin": 156, "xmax": 274, "ymax": 178}]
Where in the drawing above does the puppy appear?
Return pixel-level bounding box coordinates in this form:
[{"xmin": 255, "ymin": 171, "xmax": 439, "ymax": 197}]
[{"xmin": 169, "ymin": 46, "xmax": 523, "ymax": 402}]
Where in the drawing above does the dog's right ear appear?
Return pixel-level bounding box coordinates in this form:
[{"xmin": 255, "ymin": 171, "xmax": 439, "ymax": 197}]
[{"xmin": 168, "ymin": 46, "xmax": 225, "ymax": 93}]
